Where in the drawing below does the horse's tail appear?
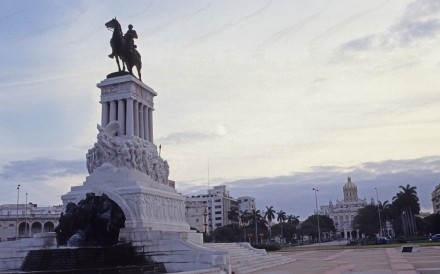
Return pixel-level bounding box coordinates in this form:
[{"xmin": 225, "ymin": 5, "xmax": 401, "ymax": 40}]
[{"xmin": 135, "ymin": 50, "xmax": 142, "ymax": 68}]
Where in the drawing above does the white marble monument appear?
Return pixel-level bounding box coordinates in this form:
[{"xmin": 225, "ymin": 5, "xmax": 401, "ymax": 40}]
[
  {"xmin": 62, "ymin": 75, "xmax": 190, "ymax": 234},
  {"xmin": 0, "ymin": 75, "xmax": 229, "ymax": 273},
  {"xmin": 61, "ymin": 75, "xmax": 229, "ymax": 273}
]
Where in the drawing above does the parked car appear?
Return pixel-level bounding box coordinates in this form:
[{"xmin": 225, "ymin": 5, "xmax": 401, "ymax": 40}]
[
  {"xmin": 429, "ymin": 234, "xmax": 440, "ymax": 241},
  {"xmin": 376, "ymin": 236, "xmax": 391, "ymax": 244}
]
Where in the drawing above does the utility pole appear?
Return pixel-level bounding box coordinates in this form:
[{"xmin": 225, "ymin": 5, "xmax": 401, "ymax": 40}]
[
  {"xmin": 313, "ymin": 188, "xmax": 321, "ymax": 245},
  {"xmin": 375, "ymin": 187, "xmax": 383, "ymax": 237},
  {"xmin": 16, "ymin": 184, "xmax": 20, "ymax": 239}
]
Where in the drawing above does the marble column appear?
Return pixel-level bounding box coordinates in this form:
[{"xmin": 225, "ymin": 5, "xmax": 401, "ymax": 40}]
[
  {"xmin": 101, "ymin": 101, "xmax": 109, "ymax": 127},
  {"xmin": 148, "ymin": 108, "xmax": 153, "ymax": 142},
  {"xmin": 143, "ymin": 106, "xmax": 149, "ymax": 140},
  {"xmin": 118, "ymin": 100, "xmax": 125, "ymax": 135},
  {"xmin": 134, "ymin": 100, "xmax": 139, "ymax": 137},
  {"xmin": 109, "ymin": 100, "xmax": 117, "ymax": 122},
  {"xmin": 139, "ymin": 102, "xmax": 144, "ymax": 139},
  {"xmin": 126, "ymin": 99, "xmax": 134, "ymax": 136}
]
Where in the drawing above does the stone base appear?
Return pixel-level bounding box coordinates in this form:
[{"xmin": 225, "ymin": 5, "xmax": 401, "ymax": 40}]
[
  {"xmin": 0, "ymin": 233, "xmax": 57, "ymax": 271},
  {"xmin": 107, "ymin": 71, "xmax": 131, "ymax": 79},
  {"xmin": 127, "ymin": 230, "xmax": 229, "ymax": 273},
  {"xmin": 62, "ymin": 164, "xmax": 191, "ymax": 234}
]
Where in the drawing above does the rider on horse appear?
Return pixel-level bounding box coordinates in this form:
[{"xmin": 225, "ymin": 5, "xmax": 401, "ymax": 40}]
[
  {"xmin": 125, "ymin": 24, "xmax": 138, "ymax": 53},
  {"xmin": 108, "ymin": 24, "xmax": 138, "ymax": 58}
]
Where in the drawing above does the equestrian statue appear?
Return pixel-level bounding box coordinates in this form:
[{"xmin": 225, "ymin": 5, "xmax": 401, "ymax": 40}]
[{"xmin": 105, "ymin": 18, "xmax": 142, "ymax": 81}]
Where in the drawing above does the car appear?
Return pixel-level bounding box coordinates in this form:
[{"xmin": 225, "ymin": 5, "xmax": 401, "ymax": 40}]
[
  {"xmin": 429, "ymin": 234, "xmax": 440, "ymax": 241},
  {"xmin": 376, "ymin": 236, "xmax": 391, "ymax": 244}
]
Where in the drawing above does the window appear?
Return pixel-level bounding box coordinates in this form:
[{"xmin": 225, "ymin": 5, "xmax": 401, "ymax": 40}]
[
  {"xmin": 215, "ymin": 211, "xmax": 221, "ymax": 214},
  {"xmin": 215, "ymin": 205, "xmax": 221, "ymax": 209},
  {"xmin": 215, "ymin": 217, "xmax": 222, "ymax": 220},
  {"xmin": 196, "ymin": 219, "xmax": 199, "ymax": 222},
  {"xmin": 214, "ymin": 199, "xmax": 221, "ymax": 203}
]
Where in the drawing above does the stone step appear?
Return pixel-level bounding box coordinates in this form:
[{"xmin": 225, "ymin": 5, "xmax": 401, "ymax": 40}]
[
  {"xmin": 235, "ymin": 257, "xmax": 296, "ymax": 274},
  {"xmin": 203, "ymin": 243, "xmax": 295, "ymax": 274},
  {"xmin": 168, "ymin": 267, "xmax": 222, "ymax": 274}
]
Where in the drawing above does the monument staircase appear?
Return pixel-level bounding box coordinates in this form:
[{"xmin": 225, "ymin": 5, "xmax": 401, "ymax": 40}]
[{"xmin": 203, "ymin": 243, "xmax": 295, "ymax": 274}]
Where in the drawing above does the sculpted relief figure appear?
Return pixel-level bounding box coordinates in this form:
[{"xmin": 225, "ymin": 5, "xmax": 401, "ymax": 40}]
[{"xmin": 86, "ymin": 121, "xmax": 170, "ymax": 185}]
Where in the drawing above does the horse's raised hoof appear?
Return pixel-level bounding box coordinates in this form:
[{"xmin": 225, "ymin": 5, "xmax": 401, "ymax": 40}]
[{"xmin": 108, "ymin": 54, "xmax": 114, "ymax": 59}]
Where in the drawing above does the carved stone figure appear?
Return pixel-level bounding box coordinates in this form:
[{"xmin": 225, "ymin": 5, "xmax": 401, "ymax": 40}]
[
  {"xmin": 55, "ymin": 193, "xmax": 126, "ymax": 246},
  {"xmin": 86, "ymin": 121, "xmax": 170, "ymax": 185}
]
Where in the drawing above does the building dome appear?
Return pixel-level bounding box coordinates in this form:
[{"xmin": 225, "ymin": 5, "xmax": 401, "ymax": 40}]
[
  {"xmin": 343, "ymin": 177, "xmax": 357, "ymax": 190},
  {"xmin": 343, "ymin": 177, "xmax": 358, "ymax": 202}
]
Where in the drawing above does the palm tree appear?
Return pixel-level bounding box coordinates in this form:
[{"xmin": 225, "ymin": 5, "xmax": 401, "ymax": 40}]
[
  {"xmin": 250, "ymin": 209, "xmax": 264, "ymax": 244},
  {"xmin": 227, "ymin": 207, "xmax": 240, "ymax": 228},
  {"xmin": 239, "ymin": 210, "xmax": 251, "ymax": 242},
  {"xmin": 265, "ymin": 206, "xmax": 276, "ymax": 242},
  {"xmin": 392, "ymin": 184, "xmax": 420, "ymax": 237},
  {"xmin": 287, "ymin": 215, "xmax": 300, "ymax": 226},
  {"xmin": 277, "ymin": 210, "xmax": 287, "ymax": 242}
]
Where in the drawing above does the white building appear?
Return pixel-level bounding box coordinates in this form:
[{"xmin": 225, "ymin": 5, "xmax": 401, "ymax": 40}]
[
  {"xmin": 432, "ymin": 183, "xmax": 440, "ymax": 214},
  {"xmin": 319, "ymin": 177, "xmax": 369, "ymax": 240},
  {"xmin": 0, "ymin": 203, "xmax": 62, "ymax": 241},
  {"xmin": 185, "ymin": 185, "xmax": 253, "ymax": 233},
  {"xmin": 237, "ymin": 197, "xmax": 256, "ymax": 213}
]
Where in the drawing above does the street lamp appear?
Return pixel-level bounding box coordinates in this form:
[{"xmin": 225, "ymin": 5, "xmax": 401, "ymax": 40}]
[
  {"xmin": 375, "ymin": 187, "xmax": 383, "ymax": 237},
  {"xmin": 16, "ymin": 184, "xmax": 20, "ymax": 239},
  {"xmin": 25, "ymin": 193, "xmax": 28, "ymax": 237},
  {"xmin": 313, "ymin": 188, "xmax": 321, "ymax": 245}
]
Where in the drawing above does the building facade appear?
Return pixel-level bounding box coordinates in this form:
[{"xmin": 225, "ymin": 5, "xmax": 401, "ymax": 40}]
[
  {"xmin": 319, "ymin": 177, "xmax": 369, "ymax": 240},
  {"xmin": 185, "ymin": 185, "xmax": 252, "ymax": 233},
  {"xmin": 237, "ymin": 196, "xmax": 256, "ymax": 213},
  {"xmin": 432, "ymin": 184, "xmax": 440, "ymax": 214},
  {"xmin": 0, "ymin": 203, "xmax": 62, "ymax": 241}
]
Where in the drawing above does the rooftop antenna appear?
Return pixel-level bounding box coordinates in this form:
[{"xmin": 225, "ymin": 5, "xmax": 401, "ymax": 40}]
[{"xmin": 207, "ymin": 158, "xmax": 210, "ymax": 190}]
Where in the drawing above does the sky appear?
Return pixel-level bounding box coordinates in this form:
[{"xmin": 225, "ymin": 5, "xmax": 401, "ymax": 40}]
[{"xmin": 1, "ymin": 0, "xmax": 440, "ymax": 220}]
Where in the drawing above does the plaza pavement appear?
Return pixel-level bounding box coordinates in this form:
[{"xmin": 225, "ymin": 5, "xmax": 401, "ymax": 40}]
[{"xmin": 252, "ymin": 243, "xmax": 440, "ymax": 274}]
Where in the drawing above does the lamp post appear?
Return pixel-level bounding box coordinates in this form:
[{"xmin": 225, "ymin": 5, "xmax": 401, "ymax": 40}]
[
  {"xmin": 375, "ymin": 187, "xmax": 383, "ymax": 237},
  {"xmin": 16, "ymin": 184, "xmax": 20, "ymax": 239},
  {"xmin": 313, "ymin": 188, "xmax": 321, "ymax": 245},
  {"xmin": 25, "ymin": 193, "xmax": 28, "ymax": 237}
]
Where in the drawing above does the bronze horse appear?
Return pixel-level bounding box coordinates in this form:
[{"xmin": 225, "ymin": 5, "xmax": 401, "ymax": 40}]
[{"xmin": 105, "ymin": 18, "xmax": 142, "ymax": 81}]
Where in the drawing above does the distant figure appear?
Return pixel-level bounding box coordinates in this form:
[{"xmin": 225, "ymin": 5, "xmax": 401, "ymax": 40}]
[{"xmin": 124, "ymin": 24, "xmax": 138, "ymax": 53}]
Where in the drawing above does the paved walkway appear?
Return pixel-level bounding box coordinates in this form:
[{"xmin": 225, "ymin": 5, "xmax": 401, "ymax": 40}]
[{"xmin": 252, "ymin": 245, "xmax": 440, "ymax": 274}]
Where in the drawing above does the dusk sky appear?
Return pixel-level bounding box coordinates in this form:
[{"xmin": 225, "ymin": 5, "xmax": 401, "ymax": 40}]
[{"xmin": 1, "ymin": 0, "xmax": 440, "ymax": 219}]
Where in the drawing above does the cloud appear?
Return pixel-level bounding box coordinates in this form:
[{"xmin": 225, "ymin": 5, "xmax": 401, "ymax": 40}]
[
  {"xmin": 156, "ymin": 131, "xmax": 220, "ymax": 146},
  {"xmin": 178, "ymin": 156, "xmax": 440, "ymax": 220},
  {"xmin": 0, "ymin": 158, "xmax": 86, "ymax": 182},
  {"xmin": 339, "ymin": 0, "xmax": 440, "ymax": 55}
]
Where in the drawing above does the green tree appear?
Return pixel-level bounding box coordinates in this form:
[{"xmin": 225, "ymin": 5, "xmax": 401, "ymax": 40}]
[
  {"xmin": 287, "ymin": 215, "xmax": 300, "ymax": 226},
  {"xmin": 227, "ymin": 207, "xmax": 240, "ymax": 228},
  {"xmin": 392, "ymin": 184, "xmax": 420, "ymax": 237},
  {"xmin": 352, "ymin": 205, "xmax": 380, "ymax": 237},
  {"xmin": 249, "ymin": 209, "xmax": 267, "ymax": 243},
  {"xmin": 239, "ymin": 210, "xmax": 251, "ymax": 242},
  {"xmin": 276, "ymin": 210, "xmax": 287, "ymax": 241},
  {"xmin": 212, "ymin": 225, "xmax": 242, "ymax": 242},
  {"xmin": 424, "ymin": 214, "xmax": 440, "ymax": 235},
  {"xmin": 301, "ymin": 214, "xmax": 335, "ymax": 241},
  {"xmin": 265, "ymin": 206, "xmax": 276, "ymax": 242}
]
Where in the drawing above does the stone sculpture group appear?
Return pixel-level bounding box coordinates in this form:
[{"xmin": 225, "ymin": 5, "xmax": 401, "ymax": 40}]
[
  {"xmin": 54, "ymin": 193, "xmax": 125, "ymax": 246},
  {"xmin": 86, "ymin": 121, "xmax": 170, "ymax": 185}
]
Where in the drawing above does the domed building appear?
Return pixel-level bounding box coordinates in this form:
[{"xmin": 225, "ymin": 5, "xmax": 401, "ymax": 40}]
[{"xmin": 319, "ymin": 177, "xmax": 369, "ymax": 240}]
